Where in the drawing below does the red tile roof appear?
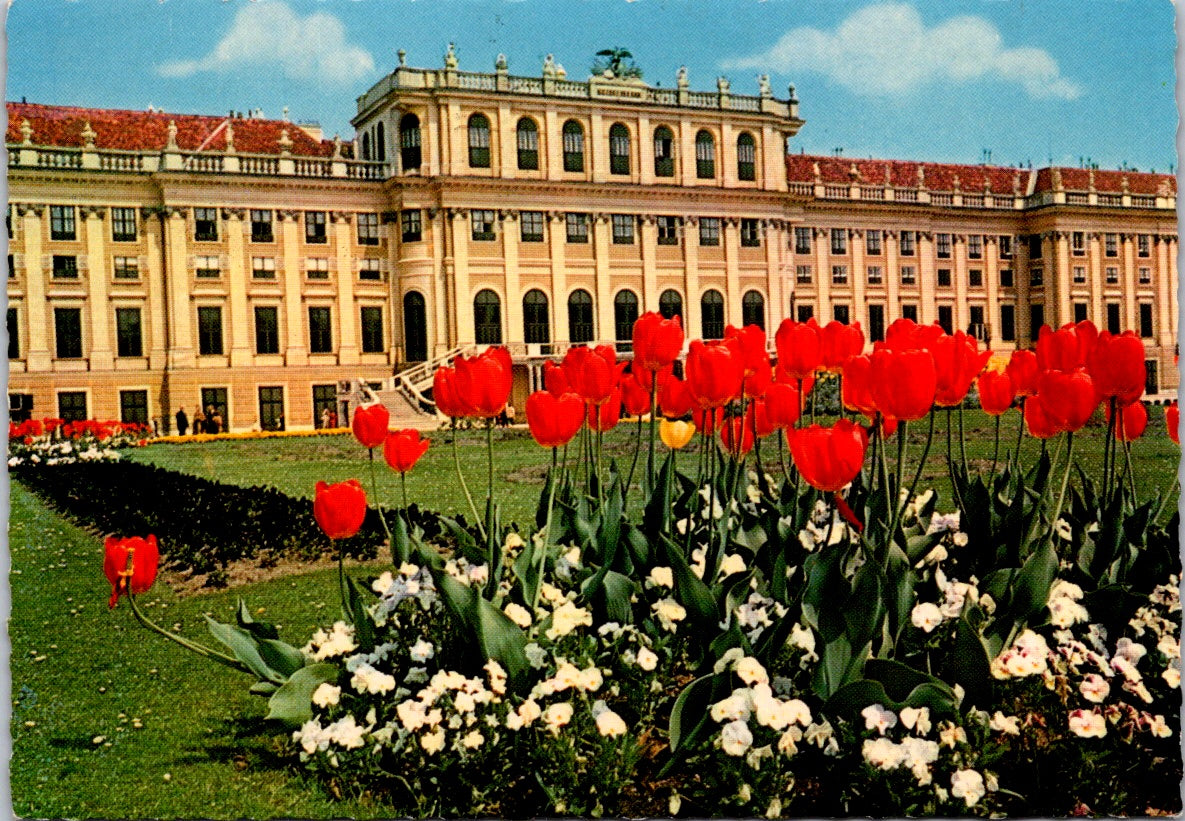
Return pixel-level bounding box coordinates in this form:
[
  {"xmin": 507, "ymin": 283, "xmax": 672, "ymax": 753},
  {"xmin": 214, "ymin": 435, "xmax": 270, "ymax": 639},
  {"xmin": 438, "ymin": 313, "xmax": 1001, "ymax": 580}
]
[
  {"xmin": 6, "ymin": 102, "xmax": 351, "ymax": 158},
  {"xmin": 1032, "ymin": 166, "xmax": 1174, "ymax": 196}
]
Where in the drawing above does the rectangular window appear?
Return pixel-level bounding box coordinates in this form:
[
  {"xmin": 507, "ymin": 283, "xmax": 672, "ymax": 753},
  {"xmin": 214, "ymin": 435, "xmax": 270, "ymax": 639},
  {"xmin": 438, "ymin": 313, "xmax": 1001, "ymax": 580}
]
[
  {"xmin": 795, "ymin": 265, "xmax": 812, "ymax": 284},
  {"xmin": 52, "ymin": 255, "xmax": 78, "ymax": 279},
  {"xmin": 867, "ymin": 304, "xmax": 885, "ymax": 342},
  {"xmin": 968, "ymin": 306, "xmax": 986, "ymax": 341},
  {"xmin": 968, "ymin": 269, "xmax": 983, "ymax": 287},
  {"xmin": 936, "ymin": 233, "xmax": 952, "ymax": 259},
  {"xmin": 796, "ymin": 304, "xmax": 814, "ymax": 322},
  {"xmin": 1000, "ymin": 268, "xmax": 1014, "ymax": 288},
  {"xmin": 937, "ymin": 268, "xmax": 952, "ymax": 287},
  {"xmin": 471, "ymin": 210, "xmax": 496, "ymax": 241},
  {"xmin": 356, "ymin": 213, "xmax": 380, "ymax": 245},
  {"xmin": 8, "ymin": 255, "xmax": 14, "ymax": 279},
  {"xmin": 358, "ymin": 260, "xmax": 382, "ymax": 281},
  {"xmin": 832, "ymin": 305, "xmax": 850, "ymax": 324},
  {"xmin": 305, "ymin": 211, "xmax": 328, "ymax": 244},
  {"xmin": 967, "ymin": 234, "xmax": 983, "ymax": 260},
  {"xmin": 611, "ymin": 214, "xmax": 635, "ymax": 245},
  {"xmin": 119, "ymin": 390, "xmax": 149, "ymax": 425},
  {"xmin": 658, "ymin": 216, "xmax": 680, "ymax": 246},
  {"xmin": 1105, "ymin": 266, "xmax": 1119, "ymax": 284},
  {"xmin": 1029, "ymin": 305, "xmax": 1045, "ymax": 339},
  {"xmin": 900, "ymin": 265, "xmax": 916, "ymax": 285},
  {"xmin": 737, "ymin": 138, "xmax": 756, "ymax": 181},
  {"xmin": 115, "ymin": 308, "xmax": 143, "ymax": 357},
  {"xmin": 250, "ymin": 209, "xmax": 274, "ymax": 243},
  {"xmin": 194, "ymin": 207, "xmax": 219, "ymax": 242},
  {"xmin": 1072, "ymin": 265, "xmax": 1087, "ymax": 284},
  {"xmin": 1073, "ymin": 303, "xmax": 1089, "ymax": 324},
  {"xmin": 401, "ymin": 210, "xmax": 422, "ymax": 243},
  {"xmin": 937, "ymin": 305, "xmax": 953, "ymax": 334},
  {"xmin": 866, "ymin": 265, "xmax": 883, "ymax": 285},
  {"xmin": 699, "ymin": 218, "xmax": 721, "ymax": 247},
  {"xmin": 245, "ymin": 257, "xmax": 273, "ymax": 280},
  {"xmin": 517, "ymin": 125, "xmax": 539, "ymax": 170},
  {"xmin": 50, "ymin": 205, "xmax": 76, "ymax": 241},
  {"xmin": 866, "ymin": 229, "xmax": 882, "ymax": 256},
  {"xmin": 794, "ymin": 226, "xmax": 812, "ymax": 254},
  {"xmin": 113, "ymin": 256, "xmax": 139, "ymax": 280},
  {"xmin": 831, "ymin": 265, "xmax": 848, "ymax": 285},
  {"xmin": 1145, "ymin": 360, "xmax": 1160, "ymax": 396},
  {"xmin": 899, "ymin": 230, "xmax": 916, "ymax": 256},
  {"xmin": 1030, "ymin": 267, "xmax": 1044, "ymax": 287},
  {"xmin": 1138, "ymin": 304, "xmax": 1153, "ymax": 338},
  {"xmin": 258, "ymin": 386, "xmax": 285, "ymax": 432},
  {"xmin": 566, "ymin": 213, "xmax": 589, "ymax": 244},
  {"xmin": 1071, "ymin": 231, "xmax": 1086, "ymax": 256},
  {"xmin": 901, "ymin": 304, "xmax": 918, "ymax": 322},
  {"xmin": 197, "ymin": 306, "xmax": 224, "ymax": 355},
  {"xmin": 830, "ymin": 228, "xmax": 847, "ymax": 255},
  {"xmin": 254, "ymin": 306, "xmax": 279, "ymax": 354},
  {"xmin": 309, "ymin": 307, "xmax": 332, "ymax": 353},
  {"xmin": 999, "ymin": 304, "xmax": 1015, "ymax": 341},
  {"xmin": 200, "ymin": 387, "xmax": 229, "ymax": 431},
  {"xmin": 7, "ymin": 307, "xmax": 18, "ymax": 359},
  {"xmin": 1104, "ymin": 233, "xmax": 1118, "ymax": 257},
  {"xmin": 1137, "ymin": 234, "xmax": 1151, "ymax": 257},
  {"xmin": 1138, "ymin": 267, "xmax": 1152, "ymax": 284},
  {"xmin": 313, "ymin": 384, "xmax": 337, "ymax": 427},
  {"xmin": 195, "ymin": 255, "xmax": 221, "ymax": 278},
  {"xmin": 740, "ymin": 219, "xmax": 761, "ymax": 248},
  {"xmin": 1106, "ymin": 303, "xmax": 1121, "ymax": 334},
  {"xmin": 58, "ymin": 391, "xmax": 87, "ymax": 423},
  {"xmin": 1028, "ymin": 234, "xmax": 1043, "ymax": 259},
  {"xmin": 111, "ymin": 207, "xmax": 137, "ymax": 242},
  {"xmin": 54, "ymin": 308, "xmax": 82, "ymax": 359},
  {"xmin": 306, "ymin": 258, "xmax": 329, "ymax": 280},
  {"xmin": 520, "ymin": 211, "xmax": 545, "ymax": 243},
  {"xmin": 998, "ymin": 235, "xmax": 1013, "ymax": 259},
  {"xmin": 361, "ymin": 306, "xmax": 384, "ymax": 353}
]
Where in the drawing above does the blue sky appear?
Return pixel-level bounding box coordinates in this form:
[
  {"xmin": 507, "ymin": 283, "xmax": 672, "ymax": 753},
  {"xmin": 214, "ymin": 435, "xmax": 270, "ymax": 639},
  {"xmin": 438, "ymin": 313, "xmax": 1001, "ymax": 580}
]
[{"xmin": 5, "ymin": 0, "xmax": 1178, "ymax": 172}]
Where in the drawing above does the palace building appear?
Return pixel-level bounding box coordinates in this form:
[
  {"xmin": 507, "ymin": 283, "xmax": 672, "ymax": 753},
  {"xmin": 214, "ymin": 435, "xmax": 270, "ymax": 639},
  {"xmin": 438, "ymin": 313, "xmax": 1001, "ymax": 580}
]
[{"xmin": 5, "ymin": 49, "xmax": 1178, "ymax": 431}]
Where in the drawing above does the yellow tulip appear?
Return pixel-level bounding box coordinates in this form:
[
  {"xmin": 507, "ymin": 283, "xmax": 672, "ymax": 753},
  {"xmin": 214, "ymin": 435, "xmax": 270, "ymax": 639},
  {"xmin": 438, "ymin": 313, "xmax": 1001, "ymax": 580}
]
[{"xmin": 660, "ymin": 419, "xmax": 696, "ymax": 450}]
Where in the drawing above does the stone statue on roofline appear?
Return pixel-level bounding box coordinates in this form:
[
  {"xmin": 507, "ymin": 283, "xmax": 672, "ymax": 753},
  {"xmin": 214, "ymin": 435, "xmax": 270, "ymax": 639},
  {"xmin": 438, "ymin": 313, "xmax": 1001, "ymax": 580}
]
[
  {"xmin": 677, "ymin": 66, "xmax": 689, "ymax": 89},
  {"xmin": 543, "ymin": 54, "xmax": 556, "ymax": 78},
  {"xmin": 759, "ymin": 74, "xmax": 771, "ymax": 97},
  {"xmin": 20, "ymin": 118, "xmax": 33, "ymax": 145},
  {"xmin": 444, "ymin": 43, "xmax": 458, "ymax": 69}
]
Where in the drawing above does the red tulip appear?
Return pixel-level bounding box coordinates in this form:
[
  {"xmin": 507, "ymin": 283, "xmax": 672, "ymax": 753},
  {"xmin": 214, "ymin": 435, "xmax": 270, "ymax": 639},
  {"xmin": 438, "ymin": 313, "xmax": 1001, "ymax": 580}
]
[
  {"xmin": 1036, "ymin": 321, "xmax": 1098, "ymax": 372},
  {"xmin": 692, "ymin": 406, "xmax": 724, "ymax": 435},
  {"xmin": 725, "ymin": 324, "xmax": 772, "ymax": 396},
  {"xmin": 632, "ymin": 311, "xmax": 684, "ymax": 372},
  {"xmin": 751, "ymin": 397, "xmax": 780, "ymax": 439},
  {"xmin": 884, "ymin": 318, "xmax": 944, "ymax": 353},
  {"xmin": 659, "ymin": 374, "xmax": 695, "ymax": 419},
  {"xmin": 620, "ymin": 369, "xmax": 652, "ymax": 417},
  {"xmin": 314, "ymin": 479, "xmax": 368, "ymax": 540},
  {"xmin": 761, "ymin": 381, "xmax": 802, "ymax": 431},
  {"xmin": 820, "ymin": 320, "xmax": 865, "ymax": 371},
  {"xmin": 454, "ymin": 346, "xmax": 514, "ymax": 418},
  {"xmin": 1087, "ymin": 331, "xmax": 1146, "ymax": 406},
  {"xmin": 788, "ymin": 419, "xmax": 869, "ymax": 492},
  {"xmin": 1035, "ymin": 368, "xmax": 1097, "ymax": 433},
  {"xmin": 841, "ymin": 354, "xmax": 877, "ymax": 419},
  {"xmin": 587, "ymin": 388, "xmax": 622, "ymax": 432},
  {"xmin": 352, "ymin": 402, "xmax": 390, "ymax": 449},
  {"xmin": 774, "ymin": 317, "xmax": 822, "ymax": 380},
  {"xmin": 103, "ymin": 535, "xmax": 159, "ymax": 609},
  {"xmin": 544, "ymin": 361, "xmax": 570, "ymax": 397},
  {"xmin": 977, "ymin": 370, "xmax": 1015, "ymax": 416},
  {"xmin": 383, "ymin": 429, "xmax": 430, "ymax": 473},
  {"xmin": 1105, "ymin": 401, "xmax": 1148, "ymax": 442},
  {"xmin": 563, "ymin": 345, "xmax": 624, "ymax": 406},
  {"xmin": 1024, "ymin": 395, "xmax": 1060, "ymax": 439},
  {"xmin": 869, "ymin": 347, "xmax": 937, "ymax": 422},
  {"xmin": 720, "ymin": 413, "xmax": 755, "ymax": 457},
  {"xmin": 932, "ymin": 332, "xmax": 993, "ymax": 407},
  {"xmin": 1006, "ymin": 350, "xmax": 1039, "ymax": 398},
  {"xmin": 1167, "ymin": 403, "xmax": 1180, "ymax": 445},
  {"xmin": 433, "ymin": 367, "xmax": 471, "ymax": 418},
  {"xmin": 526, "ymin": 391, "xmax": 584, "ymax": 448},
  {"xmin": 685, "ymin": 339, "xmax": 744, "ymax": 409},
  {"xmin": 879, "ymin": 416, "xmax": 900, "ymax": 438}
]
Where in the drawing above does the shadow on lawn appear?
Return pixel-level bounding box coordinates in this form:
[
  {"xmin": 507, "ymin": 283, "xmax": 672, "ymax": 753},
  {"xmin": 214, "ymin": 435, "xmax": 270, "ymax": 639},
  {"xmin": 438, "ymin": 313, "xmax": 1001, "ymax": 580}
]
[{"xmin": 177, "ymin": 714, "xmax": 291, "ymax": 774}]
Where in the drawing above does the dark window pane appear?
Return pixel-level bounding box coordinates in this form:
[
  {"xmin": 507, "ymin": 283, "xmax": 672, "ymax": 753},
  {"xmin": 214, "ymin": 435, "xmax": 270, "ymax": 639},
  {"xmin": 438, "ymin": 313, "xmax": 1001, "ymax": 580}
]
[
  {"xmin": 309, "ymin": 307, "xmax": 333, "ymax": 353},
  {"xmin": 474, "ymin": 290, "xmax": 502, "ymax": 345},
  {"xmin": 54, "ymin": 308, "xmax": 83, "ymax": 359},
  {"xmin": 361, "ymin": 306, "xmax": 385, "ymax": 353},
  {"xmin": 255, "ymin": 306, "xmax": 279, "ymax": 354},
  {"xmin": 568, "ymin": 290, "xmax": 594, "ymax": 343},
  {"xmin": 58, "ymin": 391, "xmax": 87, "ymax": 422},
  {"xmin": 198, "ymin": 306, "xmax": 224, "ymax": 355},
  {"xmin": 120, "ymin": 390, "xmax": 148, "ymax": 425},
  {"xmin": 115, "ymin": 308, "xmax": 143, "ymax": 357},
  {"xmin": 523, "ymin": 290, "xmax": 550, "ymax": 345},
  {"xmin": 701, "ymin": 290, "xmax": 724, "ymax": 340}
]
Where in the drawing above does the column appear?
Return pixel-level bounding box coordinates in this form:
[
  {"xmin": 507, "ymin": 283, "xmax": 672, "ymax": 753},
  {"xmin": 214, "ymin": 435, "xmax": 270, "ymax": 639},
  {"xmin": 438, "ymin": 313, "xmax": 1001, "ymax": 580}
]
[
  {"xmin": 83, "ymin": 206, "xmax": 113, "ymax": 370},
  {"xmin": 985, "ymin": 236, "xmax": 1001, "ymax": 347},
  {"xmin": 224, "ymin": 209, "xmax": 252, "ymax": 367},
  {"xmin": 723, "ymin": 219, "xmax": 742, "ymax": 325},
  {"xmin": 683, "ymin": 217, "xmax": 701, "ymax": 339},
  {"xmin": 502, "ymin": 212, "xmax": 522, "ymax": 345},
  {"xmin": 814, "ymin": 228, "xmax": 831, "ymax": 320},
  {"xmin": 637, "ymin": 115, "xmax": 654, "ymax": 186},
  {"xmin": 1088, "ymin": 233, "xmax": 1104, "ymax": 325},
  {"xmin": 589, "ymin": 113, "xmax": 606, "ymax": 184},
  {"xmin": 496, "ymin": 102, "xmax": 513, "ymax": 178},
  {"xmin": 885, "ymin": 231, "xmax": 900, "ymax": 322},
  {"xmin": 764, "ymin": 221, "xmax": 783, "ymax": 327},
  {"xmin": 678, "ymin": 119, "xmax": 695, "ymax": 184},
  {"xmin": 19, "ymin": 205, "xmax": 51, "ymax": 371},
  {"xmin": 1121, "ymin": 234, "xmax": 1137, "ymax": 331},
  {"xmin": 640, "ymin": 215, "xmax": 658, "ymax": 311},
  {"xmin": 1016, "ymin": 242, "xmax": 1033, "ymax": 343},
  {"xmin": 332, "ymin": 212, "xmax": 359, "ymax": 365},
  {"xmin": 548, "ymin": 213, "xmax": 569, "ymax": 343},
  {"xmin": 429, "ymin": 209, "xmax": 453, "ymax": 353},
  {"xmin": 450, "ymin": 211, "xmax": 474, "ymax": 346},
  {"xmin": 592, "ymin": 214, "xmax": 614, "ymax": 343},
  {"xmin": 543, "ymin": 110, "xmax": 562, "ymax": 182},
  {"xmin": 164, "ymin": 207, "xmax": 195, "ymax": 369},
  {"xmin": 851, "ymin": 229, "xmax": 866, "ymax": 329},
  {"xmin": 917, "ymin": 233, "xmax": 936, "ymax": 325},
  {"xmin": 278, "ymin": 209, "xmax": 307, "ymax": 366},
  {"xmin": 142, "ymin": 210, "xmax": 168, "ymax": 370},
  {"xmin": 953, "ymin": 235, "xmax": 969, "ymax": 333},
  {"xmin": 1155, "ymin": 235, "xmax": 1173, "ymax": 349}
]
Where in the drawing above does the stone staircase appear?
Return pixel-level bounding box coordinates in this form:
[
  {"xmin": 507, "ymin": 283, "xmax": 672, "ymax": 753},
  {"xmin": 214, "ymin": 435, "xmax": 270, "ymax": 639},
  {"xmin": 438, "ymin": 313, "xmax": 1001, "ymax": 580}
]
[{"xmin": 338, "ymin": 345, "xmax": 472, "ymax": 429}]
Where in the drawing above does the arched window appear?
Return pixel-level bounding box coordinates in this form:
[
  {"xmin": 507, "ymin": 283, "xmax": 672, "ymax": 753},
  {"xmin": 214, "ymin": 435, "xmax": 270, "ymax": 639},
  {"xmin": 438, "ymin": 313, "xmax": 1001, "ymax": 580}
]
[
  {"xmin": 654, "ymin": 126, "xmax": 675, "ymax": 177},
  {"xmin": 614, "ymin": 290, "xmax": 639, "ymax": 350},
  {"xmin": 403, "ymin": 291, "xmax": 427, "ymax": 362},
  {"xmin": 659, "ymin": 289, "xmax": 684, "ymax": 321},
  {"xmin": 400, "ymin": 114, "xmax": 422, "ymax": 171},
  {"xmin": 701, "ymin": 290, "xmax": 725, "ymax": 340},
  {"xmin": 568, "ymin": 289, "xmax": 594, "ymax": 344},
  {"xmin": 474, "ymin": 289, "xmax": 502, "ymax": 344},
  {"xmin": 562, "ymin": 120, "xmax": 584, "ymax": 172},
  {"xmin": 609, "ymin": 123, "xmax": 630, "ymax": 175},
  {"xmin": 516, "ymin": 118, "xmax": 539, "ymax": 170},
  {"xmin": 376, "ymin": 122, "xmax": 386, "ymax": 162},
  {"xmin": 468, "ymin": 114, "xmax": 491, "ymax": 168},
  {"xmin": 523, "ymin": 289, "xmax": 550, "ymax": 345},
  {"xmin": 695, "ymin": 130, "xmax": 715, "ymax": 179},
  {"xmin": 361, "ymin": 132, "xmax": 372, "ymax": 161},
  {"xmin": 737, "ymin": 132, "xmax": 756, "ymax": 181},
  {"xmin": 742, "ymin": 290, "xmax": 766, "ymax": 330}
]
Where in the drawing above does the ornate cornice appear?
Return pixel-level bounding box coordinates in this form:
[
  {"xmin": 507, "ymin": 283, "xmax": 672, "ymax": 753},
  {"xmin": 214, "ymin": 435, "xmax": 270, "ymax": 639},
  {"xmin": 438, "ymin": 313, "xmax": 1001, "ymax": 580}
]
[
  {"xmin": 221, "ymin": 207, "xmax": 246, "ymax": 220},
  {"xmin": 79, "ymin": 205, "xmax": 107, "ymax": 220},
  {"xmin": 15, "ymin": 203, "xmax": 44, "ymax": 217},
  {"xmin": 330, "ymin": 211, "xmax": 353, "ymax": 224}
]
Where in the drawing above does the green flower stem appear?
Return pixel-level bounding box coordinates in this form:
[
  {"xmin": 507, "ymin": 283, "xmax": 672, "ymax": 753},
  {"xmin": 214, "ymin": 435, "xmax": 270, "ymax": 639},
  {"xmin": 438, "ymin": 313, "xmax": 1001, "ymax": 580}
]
[
  {"xmin": 368, "ymin": 448, "xmax": 392, "ymax": 545},
  {"xmin": 453, "ymin": 423, "xmax": 485, "ymax": 539},
  {"xmin": 647, "ymin": 375, "xmax": 659, "ymax": 492},
  {"xmin": 1122, "ymin": 437, "xmax": 1138, "ymax": 502},
  {"xmin": 400, "ymin": 472, "xmax": 408, "ymax": 510},
  {"xmin": 990, "ymin": 414, "xmax": 1001, "ymax": 478},
  {"xmin": 1153, "ymin": 477, "xmax": 1179, "ymax": 524},
  {"xmin": 126, "ymin": 592, "xmax": 250, "ymax": 674},
  {"xmin": 625, "ymin": 414, "xmax": 643, "ymax": 507},
  {"xmin": 1013, "ymin": 398, "xmax": 1026, "ymax": 469},
  {"xmin": 868, "ymin": 416, "xmax": 881, "ymax": 494},
  {"xmin": 957, "ymin": 404, "xmax": 969, "ymax": 473},
  {"xmin": 1049, "ymin": 431, "xmax": 1075, "ymax": 540},
  {"xmin": 1104, "ymin": 398, "xmax": 1117, "ymax": 498},
  {"xmin": 905, "ymin": 411, "xmax": 935, "ymax": 513},
  {"xmin": 530, "ymin": 452, "xmax": 560, "ymax": 617},
  {"xmin": 338, "ymin": 552, "xmax": 349, "ymax": 618},
  {"xmin": 595, "ymin": 427, "xmax": 605, "ymax": 509},
  {"xmin": 886, "ymin": 420, "xmax": 909, "ymax": 540},
  {"xmin": 486, "ymin": 417, "xmax": 495, "ymax": 513}
]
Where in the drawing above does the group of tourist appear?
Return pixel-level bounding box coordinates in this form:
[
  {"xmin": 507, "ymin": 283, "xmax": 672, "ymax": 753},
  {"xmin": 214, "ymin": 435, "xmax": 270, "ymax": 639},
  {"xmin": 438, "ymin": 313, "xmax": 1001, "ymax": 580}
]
[{"xmin": 174, "ymin": 405, "xmax": 223, "ymax": 436}]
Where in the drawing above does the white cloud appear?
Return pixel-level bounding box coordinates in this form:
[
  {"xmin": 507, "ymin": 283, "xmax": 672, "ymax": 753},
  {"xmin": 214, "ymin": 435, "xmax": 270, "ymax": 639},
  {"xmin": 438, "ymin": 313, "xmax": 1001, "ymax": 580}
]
[
  {"xmin": 721, "ymin": 3, "xmax": 1081, "ymax": 100},
  {"xmin": 158, "ymin": 2, "xmax": 375, "ymax": 85}
]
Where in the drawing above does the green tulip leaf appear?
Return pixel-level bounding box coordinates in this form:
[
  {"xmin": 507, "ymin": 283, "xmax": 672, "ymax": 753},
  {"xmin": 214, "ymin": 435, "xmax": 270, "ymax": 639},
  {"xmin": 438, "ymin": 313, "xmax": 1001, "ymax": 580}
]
[{"xmin": 265, "ymin": 663, "xmax": 339, "ymax": 727}]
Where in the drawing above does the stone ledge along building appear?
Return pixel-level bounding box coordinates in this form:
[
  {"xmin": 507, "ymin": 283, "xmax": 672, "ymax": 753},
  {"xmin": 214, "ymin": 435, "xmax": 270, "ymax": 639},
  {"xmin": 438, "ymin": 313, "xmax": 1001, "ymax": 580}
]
[{"xmin": 5, "ymin": 49, "xmax": 1178, "ymax": 432}]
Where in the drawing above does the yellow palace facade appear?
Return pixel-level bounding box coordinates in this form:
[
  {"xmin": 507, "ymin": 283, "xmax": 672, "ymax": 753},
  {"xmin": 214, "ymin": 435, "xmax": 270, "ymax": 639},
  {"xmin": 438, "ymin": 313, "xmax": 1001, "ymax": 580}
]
[{"xmin": 5, "ymin": 50, "xmax": 1178, "ymax": 431}]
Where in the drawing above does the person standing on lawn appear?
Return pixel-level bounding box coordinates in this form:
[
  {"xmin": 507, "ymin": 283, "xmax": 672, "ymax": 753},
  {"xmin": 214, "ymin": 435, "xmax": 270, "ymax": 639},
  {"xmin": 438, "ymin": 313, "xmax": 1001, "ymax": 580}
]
[
  {"xmin": 193, "ymin": 408, "xmax": 206, "ymax": 434},
  {"xmin": 175, "ymin": 406, "xmax": 189, "ymax": 436}
]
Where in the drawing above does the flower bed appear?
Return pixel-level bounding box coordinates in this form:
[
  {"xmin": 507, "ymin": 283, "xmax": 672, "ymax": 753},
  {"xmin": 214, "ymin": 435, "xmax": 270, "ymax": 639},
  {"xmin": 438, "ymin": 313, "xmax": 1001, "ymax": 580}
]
[
  {"xmin": 8, "ymin": 417, "xmax": 152, "ymax": 466},
  {"xmin": 103, "ymin": 316, "xmax": 1180, "ymax": 816}
]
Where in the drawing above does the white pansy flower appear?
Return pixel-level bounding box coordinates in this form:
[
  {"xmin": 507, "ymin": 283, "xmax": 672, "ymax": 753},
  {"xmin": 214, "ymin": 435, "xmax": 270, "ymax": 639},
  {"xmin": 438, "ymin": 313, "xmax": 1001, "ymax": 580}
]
[
  {"xmin": 461, "ymin": 729, "xmax": 484, "ymax": 749},
  {"xmin": 951, "ymin": 531, "xmax": 969, "ymax": 547},
  {"xmin": 899, "ymin": 706, "xmax": 931, "ymax": 735},
  {"xmin": 718, "ymin": 554, "xmax": 747, "ymax": 579},
  {"xmin": 503, "ymin": 602, "xmax": 533, "ymax": 628},
  {"xmin": 350, "ymin": 663, "xmax": 397, "ymax": 695},
  {"xmin": 911, "ymin": 602, "xmax": 944, "ymax": 633},
  {"xmin": 1079, "ymin": 673, "xmax": 1110, "ymax": 703},
  {"xmin": 652, "ymin": 598, "xmax": 687, "ymax": 632},
  {"xmin": 1068, "ymin": 709, "xmax": 1106, "ymax": 738},
  {"xmin": 543, "ymin": 702, "xmax": 574, "ymax": 735},
  {"xmin": 862, "ymin": 704, "xmax": 898, "ymax": 735},
  {"xmin": 648, "ymin": 566, "xmax": 674, "ymax": 589},
  {"xmin": 950, "ymin": 769, "xmax": 986, "ymax": 807},
  {"xmin": 546, "ymin": 601, "xmax": 593, "ymax": 640},
  {"xmin": 409, "ymin": 639, "xmax": 435, "ymax": 663},
  {"xmin": 720, "ymin": 720, "xmax": 753, "ymax": 756},
  {"xmin": 312, "ymin": 683, "xmax": 341, "ymax": 708},
  {"xmin": 595, "ymin": 709, "xmax": 628, "ymax": 738},
  {"xmin": 989, "ymin": 711, "xmax": 1020, "ymax": 735},
  {"xmin": 710, "ymin": 691, "xmax": 752, "ymax": 723},
  {"xmin": 421, "ymin": 727, "xmax": 446, "ymax": 755},
  {"xmin": 636, "ymin": 647, "xmax": 659, "ymax": 671},
  {"xmin": 734, "ymin": 656, "xmax": 769, "ymax": 686}
]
